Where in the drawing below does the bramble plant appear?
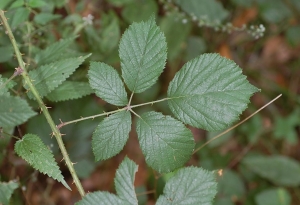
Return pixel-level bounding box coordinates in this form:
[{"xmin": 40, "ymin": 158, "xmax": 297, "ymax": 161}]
[{"xmin": 0, "ymin": 9, "xmax": 261, "ymax": 205}]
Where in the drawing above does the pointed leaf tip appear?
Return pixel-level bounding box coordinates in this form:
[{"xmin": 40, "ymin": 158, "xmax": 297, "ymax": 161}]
[
  {"xmin": 115, "ymin": 157, "xmax": 138, "ymax": 205},
  {"xmin": 119, "ymin": 16, "xmax": 167, "ymax": 93},
  {"xmin": 88, "ymin": 62, "xmax": 128, "ymax": 106},
  {"xmin": 14, "ymin": 134, "xmax": 70, "ymax": 190}
]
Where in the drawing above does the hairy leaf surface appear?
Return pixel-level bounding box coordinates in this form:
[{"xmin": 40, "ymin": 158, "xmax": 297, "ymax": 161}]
[
  {"xmin": 115, "ymin": 157, "xmax": 138, "ymax": 205},
  {"xmin": 156, "ymin": 167, "xmax": 217, "ymax": 205},
  {"xmin": 92, "ymin": 111, "xmax": 131, "ymax": 161},
  {"xmin": 47, "ymin": 81, "xmax": 93, "ymax": 102},
  {"xmin": 168, "ymin": 53, "xmax": 259, "ymax": 131},
  {"xmin": 35, "ymin": 36, "xmax": 76, "ymax": 65},
  {"xmin": 75, "ymin": 191, "xmax": 130, "ymax": 205},
  {"xmin": 119, "ymin": 16, "xmax": 167, "ymax": 93},
  {"xmin": 88, "ymin": 62, "xmax": 128, "ymax": 106},
  {"xmin": 14, "ymin": 134, "xmax": 70, "ymax": 190},
  {"xmin": 136, "ymin": 111, "xmax": 195, "ymax": 173},
  {"xmin": 0, "ymin": 96, "xmax": 36, "ymax": 128},
  {"xmin": 26, "ymin": 54, "xmax": 90, "ymax": 99}
]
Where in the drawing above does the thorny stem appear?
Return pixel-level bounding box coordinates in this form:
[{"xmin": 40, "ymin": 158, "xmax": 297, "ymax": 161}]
[
  {"xmin": 0, "ymin": 10, "xmax": 85, "ymax": 197},
  {"xmin": 193, "ymin": 94, "xmax": 282, "ymax": 154},
  {"xmin": 58, "ymin": 97, "xmax": 171, "ymax": 128}
]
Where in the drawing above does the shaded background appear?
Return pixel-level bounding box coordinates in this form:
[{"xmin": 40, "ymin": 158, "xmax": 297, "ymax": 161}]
[{"xmin": 0, "ymin": 0, "xmax": 300, "ymax": 204}]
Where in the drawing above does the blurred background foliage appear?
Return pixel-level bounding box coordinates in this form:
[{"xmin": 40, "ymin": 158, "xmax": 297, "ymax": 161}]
[{"xmin": 0, "ymin": 0, "xmax": 299, "ymax": 204}]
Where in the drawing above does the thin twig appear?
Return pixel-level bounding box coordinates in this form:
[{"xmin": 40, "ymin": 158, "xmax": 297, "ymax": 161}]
[{"xmin": 193, "ymin": 94, "xmax": 282, "ymax": 154}]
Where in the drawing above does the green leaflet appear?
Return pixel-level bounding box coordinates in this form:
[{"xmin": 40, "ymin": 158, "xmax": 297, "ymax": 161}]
[
  {"xmin": 119, "ymin": 15, "xmax": 167, "ymax": 93},
  {"xmin": 0, "ymin": 95, "xmax": 36, "ymax": 128},
  {"xmin": 136, "ymin": 111, "xmax": 195, "ymax": 173},
  {"xmin": 46, "ymin": 81, "xmax": 93, "ymax": 102},
  {"xmin": 88, "ymin": 62, "xmax": 128, "ymax": 106},
  {"xmin": 25, "ymin": 54, "xmax": 90, "ymax": 99},
  {"xmin": 115, "ymin": 157, "xmax": 138, "ymax": 205},
  {"xmin": 75, "ymin": 192, "xmax": 130, "ymax": 205},
  {"xmin": 0, "ymin": 181, "xmax": 18, "ymax": 205},
  {"xmin": 92, "ymin": 111, "xmax": 131, "ymax": 161},
  {"xmin": 168, "ymin": 53, "xmax": 259, "ymax": 131},
  {"xmin": 255, "ymin": 188, "xmax": 291, "ymax": 205},
  {"xmin": 156, "ymin": 167, "xmax": 217, "ymax": 205},
  {"xmin": 76, "ymin": 157, "xmax": 136, "ymax": 205},
  {"xmin": 14, "ymin": 134, "xmax": 71, "ymax": 190},
  {"xmin": 242, "ymin": 155, "xmax": 300, "ymax": 187},
  {"xmin": 34, "ymin": 36, "xmax": 76, "ymax": 65},
  {"xmin": 174, "ymin": 0, "xmax": 229, "ymax": 23}
]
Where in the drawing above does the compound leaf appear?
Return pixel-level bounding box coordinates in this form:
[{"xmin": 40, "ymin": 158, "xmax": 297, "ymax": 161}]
[
  {"xmin": 92, "ymin": 111, "xmax": 131, "ymax": 161},
  {"xmin": 0, "ymin": 95, "xmax": 36, "ymax": 128},
  {"xmin": 75, "ymin": 191, "xmax": 130, "ymax": 205},
  {"xmin": 168, "ymin": 53, "xmax": 259, "ymax": 131},
  {"xmin": 242, "ymin": 155, "xmax": 300, "ymax": 187},
  {"xmin": 156, "ymin": 167, "xmax": 217, "ymax": 205},
  {"xmin": 136, "ymin": 111, "xmax": 195, "ymax": 173},
  {"xmin": 0, "ymin": 181, "xmax": 18, "ymax": 205},
  {"xmin": 14, "ymin": 134, "xmax": 71, "ymax": 190},
  {"xmin": 35, "ymin": 36, "xmax": 76, "ymax": 65},
  {"xmin": 119, "ymin": 15, "xmax": 167, "ymax": 93},
  {"xmin": 88, "ymin": 62, "xmax": 128, "ymax": 106},
  {"xmin": 115, "ymin": 157, "xmax": 138, "ymax": 205},
  {"xmin": 46, "ymin": 81, "xmax": 93, "ymax": 102},
  {"xmin": 26, "ymin": 54, "xmax": 90, "ymax": 99}
]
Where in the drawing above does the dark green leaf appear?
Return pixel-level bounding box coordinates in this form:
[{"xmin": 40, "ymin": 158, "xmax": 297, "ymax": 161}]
[
  {"xmin": 75, "ymin": 191, "xmax": 130, "ymax": 205},
  {"xmin": 242, "ymin": 155, "xmax": 300, "ymax": 187},
  {"xmin": 167, "ymin": 53, "xmax": 259, "ymax": 131},
  {"xmin": 8, "ymin": 7, "xmax": 30, "ymax": 28},
  {"xmin": 88, "ymin": 62, "xmax": 128, "ymax": 106},
  {"xmin": 0, "ymin": 96, "xmax": 36, "ymax": 128},
  {"xmin": 92, "ymin": 111, "xmax": 131, "ymax": 161},
  {"xmin": 34, "ymin": 13, "xmax": 61, "ymax": 25},
  {"xmin": 119, "ymin": 16, "xmax": 167, "ymax": 93},
  {"xmin": 255, "ymin": 188, "xmax": 291, "ymax": 205},
  {"xmin": 26, "ymin": 54, "xmax": 90, "ymax": 99},
  {"xmin": 46, "ymin": 81, "xmax": 93, "ymax": 102},
  {"xmin": 136, "ymin": 111, "xmax": 195, "ymax": 173},
  {"xmin": 0, "ymin": 181, "xmax": 18, "ymax": 205},
  {"xmin": 14, "ymin": 134, "xmax": 71, "ymax": 190},
  {"xmin": 156, "ymin": 167, "xmax": 217, "ymax": 204},
  {"xmin": 174, "ymin": 0, "xmax": 229, "ymax": 22},
  {"xmin": 122, "ymin": 0, "xmax": 158, "ymax": 23},
  {"xmin": 115, "ymin": 157, "xmax": 138, "ymax": 205},
  {"xmin": 160, "ymin": 11, "xmax": 192, "ymax": 61},
  {"xmin": 34, "ymin": 37, "xmax": 76, "ymax": 65}
]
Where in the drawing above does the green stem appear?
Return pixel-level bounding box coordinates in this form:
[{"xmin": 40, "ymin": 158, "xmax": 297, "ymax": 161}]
[
  {"xmin": 0, "ymin": 10, "xmax": 85, "ymax": 197},
  {"xmin": 58, "ymin": 107, "xmax": 127, "ymax": 128},
  {"xmin": 59, "ymin": 97, "xmax": 171, "ymax": 128}
]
